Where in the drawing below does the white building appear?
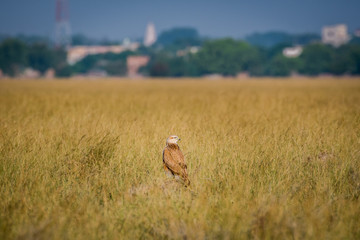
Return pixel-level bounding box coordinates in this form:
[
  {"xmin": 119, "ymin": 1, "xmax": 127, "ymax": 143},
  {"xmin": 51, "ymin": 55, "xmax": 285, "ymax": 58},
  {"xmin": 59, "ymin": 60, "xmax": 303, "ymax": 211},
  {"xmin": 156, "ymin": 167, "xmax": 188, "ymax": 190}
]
[
  {"xmin": 144, "ymin": 22, "xmax": 157, "ymax": 47},
  {"xmin": 283, "ymin": 46, "xmax": 303, "ymax": 58},
  {"xmin": 322, "ymin": 24, "xmax": 350, "ymax": 47}
]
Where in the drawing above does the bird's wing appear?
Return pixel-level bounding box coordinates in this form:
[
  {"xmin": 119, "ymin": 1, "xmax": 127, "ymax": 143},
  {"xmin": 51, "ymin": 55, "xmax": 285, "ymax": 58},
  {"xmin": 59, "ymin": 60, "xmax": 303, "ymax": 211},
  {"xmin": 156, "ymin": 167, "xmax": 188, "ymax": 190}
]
[
  {"xmin": 174, "ymin": 148, "xmax": 187, "ymax": 172},
  {"xmin": 163, "ymin": 147, "xmax": 187, "ymax": 177}
]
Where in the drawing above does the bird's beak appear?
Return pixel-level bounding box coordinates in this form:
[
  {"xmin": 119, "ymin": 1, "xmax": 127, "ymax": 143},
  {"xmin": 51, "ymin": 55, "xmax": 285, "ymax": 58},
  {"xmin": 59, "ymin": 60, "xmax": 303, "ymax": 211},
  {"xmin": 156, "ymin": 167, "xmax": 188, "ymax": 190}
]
[{"xmin": 178, "ymin": 138, "xmax": 181, "ymax": 141}]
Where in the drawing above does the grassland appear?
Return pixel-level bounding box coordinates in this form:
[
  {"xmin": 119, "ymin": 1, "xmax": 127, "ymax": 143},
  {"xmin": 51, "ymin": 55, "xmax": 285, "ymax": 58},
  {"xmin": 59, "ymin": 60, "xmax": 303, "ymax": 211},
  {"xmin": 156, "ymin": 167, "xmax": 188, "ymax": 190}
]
[{"xmin": 0, "ymin": 78, "xmax": 360, "ymax": 239}]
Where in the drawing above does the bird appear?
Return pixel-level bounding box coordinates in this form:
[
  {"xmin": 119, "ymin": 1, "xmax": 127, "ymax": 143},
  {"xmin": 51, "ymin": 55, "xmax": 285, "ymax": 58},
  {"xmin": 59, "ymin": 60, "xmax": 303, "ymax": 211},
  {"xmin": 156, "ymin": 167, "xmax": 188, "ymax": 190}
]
[{"xmin": 162, "ymin": 135, "xmax": 190, "ymax": 186}]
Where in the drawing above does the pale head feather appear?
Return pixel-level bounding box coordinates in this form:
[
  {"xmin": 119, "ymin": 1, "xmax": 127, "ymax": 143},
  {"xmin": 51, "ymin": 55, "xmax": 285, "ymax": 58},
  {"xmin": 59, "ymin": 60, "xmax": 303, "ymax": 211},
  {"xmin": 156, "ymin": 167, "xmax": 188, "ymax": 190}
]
[{"xmin": 166, "ymin": 135, "xmax": 181, "ymax": 145}]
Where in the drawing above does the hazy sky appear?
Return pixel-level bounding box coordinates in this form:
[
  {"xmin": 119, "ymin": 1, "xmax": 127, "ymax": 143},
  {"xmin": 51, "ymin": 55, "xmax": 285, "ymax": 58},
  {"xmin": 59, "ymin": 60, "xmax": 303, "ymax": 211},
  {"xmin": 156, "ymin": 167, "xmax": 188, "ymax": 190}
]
[{"xmin": 0, "ymin": 0, "xmax": 359, "ymax": 40}]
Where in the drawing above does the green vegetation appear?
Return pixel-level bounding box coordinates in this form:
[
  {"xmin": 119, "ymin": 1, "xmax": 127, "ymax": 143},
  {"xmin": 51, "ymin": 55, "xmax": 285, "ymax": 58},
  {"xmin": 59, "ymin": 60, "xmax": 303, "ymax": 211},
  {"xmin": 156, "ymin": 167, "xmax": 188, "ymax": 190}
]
[
  {"xmin": 245, "ymin": 31, "xmax": 320, "ymax": 47},
  {"xmin": 0, "ymin": 39, "xmax": 27, "ymax": 76},
  {"xmin": 71, "ymin": 51, "xmax": 135, "ymax": 76},
  {"xmin": 1, "ymin": 29, "xmax": 360, "ymax": 77},
  {"xmin": 0, "ymin": 38, "xmax": 67, "ymax": 76},
  {"xmin": 195, "ymin": 38, "xmax": 261, "ymax": 76},
  {"xmin": 145, "ymin": 40, "xmax": 360, "ymax": 77},
  {"xmin": 1, "ymin": 79, "xmax": 360, "ymax": 239},
  {"xmin": 71, "ymin": 34, "xmax": 121, "ymax": 46},
  {"xmin": 156, "ymin": 27, "xmax": 203, "ymax": 47}
]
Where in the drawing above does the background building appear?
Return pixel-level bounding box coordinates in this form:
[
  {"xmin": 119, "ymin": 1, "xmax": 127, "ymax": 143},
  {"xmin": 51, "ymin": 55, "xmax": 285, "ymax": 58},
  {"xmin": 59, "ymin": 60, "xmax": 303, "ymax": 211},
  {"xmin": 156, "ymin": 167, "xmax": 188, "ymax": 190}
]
[
  {"xmin": 127, "ymin": 56, "xmax": 149, "ymax": 77},
  {"xmin": 283, "ymin": 46, "xmax": 303, "ymax": 58},
  {"xmin": 67, "ymin": 43, "xmax": 139, "ymax": 65},
  {"xmin": 144, "ymin": 22, "xmax": 157, "ymax": 47},
  {"xmin": 322, "ymin": 24, "xmax": 350, "ymax": 47}
]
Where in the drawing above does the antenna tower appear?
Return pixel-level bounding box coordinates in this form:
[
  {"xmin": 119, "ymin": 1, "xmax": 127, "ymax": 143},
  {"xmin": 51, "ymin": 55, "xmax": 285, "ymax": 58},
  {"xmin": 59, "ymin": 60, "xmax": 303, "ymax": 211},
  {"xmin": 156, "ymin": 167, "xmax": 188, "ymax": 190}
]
[{"xmin": 55, "ymin": 0, "xmax": 71, "ymax": 48}]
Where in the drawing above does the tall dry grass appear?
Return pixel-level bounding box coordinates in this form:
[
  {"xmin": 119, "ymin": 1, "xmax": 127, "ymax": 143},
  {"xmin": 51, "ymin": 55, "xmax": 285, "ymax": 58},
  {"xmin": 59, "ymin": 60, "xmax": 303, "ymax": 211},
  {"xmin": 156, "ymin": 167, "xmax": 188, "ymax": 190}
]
[{"xmin": 0, "ymin": 78, "xmax": 360, "ymax": 239}]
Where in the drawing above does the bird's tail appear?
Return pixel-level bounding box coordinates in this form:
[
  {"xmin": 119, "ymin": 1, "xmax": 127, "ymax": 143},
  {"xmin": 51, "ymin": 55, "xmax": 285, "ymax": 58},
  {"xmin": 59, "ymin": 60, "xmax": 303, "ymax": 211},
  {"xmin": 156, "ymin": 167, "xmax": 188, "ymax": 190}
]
[{"xmin": 183, "ymin": 176, "xmax": 190, "ymax": 187}]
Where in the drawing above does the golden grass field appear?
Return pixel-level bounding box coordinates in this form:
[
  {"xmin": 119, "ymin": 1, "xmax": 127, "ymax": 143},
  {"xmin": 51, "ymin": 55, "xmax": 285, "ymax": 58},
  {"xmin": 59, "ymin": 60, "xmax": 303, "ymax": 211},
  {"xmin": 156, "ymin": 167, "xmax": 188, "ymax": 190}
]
[{"xmin": 0, "ymin": 78, "xmax": 360, "ymax": 239}]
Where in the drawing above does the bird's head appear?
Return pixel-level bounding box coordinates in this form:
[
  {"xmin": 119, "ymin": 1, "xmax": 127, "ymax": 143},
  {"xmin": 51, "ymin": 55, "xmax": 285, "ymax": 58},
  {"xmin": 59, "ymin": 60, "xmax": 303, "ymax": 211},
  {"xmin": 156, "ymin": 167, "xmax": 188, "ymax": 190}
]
[{"xmin": 166, "ymin": 135, "xmax": 181, "ymax": 145}]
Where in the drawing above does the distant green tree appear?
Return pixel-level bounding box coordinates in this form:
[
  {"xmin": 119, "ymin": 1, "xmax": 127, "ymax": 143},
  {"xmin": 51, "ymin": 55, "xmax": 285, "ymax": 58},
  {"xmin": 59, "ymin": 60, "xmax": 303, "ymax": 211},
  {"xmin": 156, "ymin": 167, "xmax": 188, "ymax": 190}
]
[
  {"xmin": 52, "ymin": 48, "xmax": 71, "ymax": 77},
  {"xmin": 330, "ymin": 44, "xmax": 360, "ymax": 75},
  {"xmin": 350, "ymin": 46, "xmax": 360, "ymax": 74},
  {"xmin": 71, "ymin": 55, "xmax": 99, "ymax": 74},
  {"xmin": 104, "ymin": 60, "xmax": 127, "ymax": 76},
  {"xmin": 196, "ymin": 38, "xmax": 262, "ymax": 76},
  {"xmin": 266, "ymin": 43, "xmax": 292, "ymax": 59},
  {"xmin": 27, "ymin": 43, "xmax": 55, "ymax": 73},
  {"xmin": 15, "ymin": 34, "xmax": 51, "ymax": 45},
  {"xmin": 56, "ymin": 65, "xmax": 73, "ymax": 77},
  {"xmin": 157, "ymin": 27, "xmax": 200, "ymax": 46},
  {"xmin": 0, "ymin": 34, "xmax": 9, "ymax": 43},
  {"xmin": 72, "ymin": 34, "xmax": 94, "ymax": 46},
  {"xmin": 0, "ymin": 38, "xmax": 27, "ymax": 76},
  {"xmin": 70, "ymin": 51, "xmax": 136, "ymax": 75},
  {"xmin": 137, "ymin": 46, "xmax": 156, "ymax": 56},
  {"xmin": 167, "ymin": 57, "xmax": 186, "ymax": 77},
  {"xmin": 299, "ymin": 44, "xmax": 335, "ymax": 75},
  {"xmin": 245, "ymin": 31, "xmax": 320, "ymax": 48},
  {"xmin": 265, "ymin": 54, "xmax": 302, "ymax": 76},
  {"xmin": 292, "ymin": 33, "xmax": 321, "ymax": 45},
  {"xmin": 164, "ymin": 56, "xmax": 201, "ymax": 77},
  {"xmin": 349, "ymin": 36, "xmax": 360, "ymax": 45},
  {"xmin": 53, "ymin": 48, "xmax": 67, "ymax": 66},
  {"xmin": 102, "ymin": 51, "xmax": 135, "ymax": 61},
  {"xmin": 148, "ymin": 55, "xmax": 170, "ymax": 77},
  {"xmin": 151, "ymin": 62, "xmax": 170, "ymax": 77},
  {"xmin": 245, "ymin": 32, "xmax": 292, "ymax": 48}
]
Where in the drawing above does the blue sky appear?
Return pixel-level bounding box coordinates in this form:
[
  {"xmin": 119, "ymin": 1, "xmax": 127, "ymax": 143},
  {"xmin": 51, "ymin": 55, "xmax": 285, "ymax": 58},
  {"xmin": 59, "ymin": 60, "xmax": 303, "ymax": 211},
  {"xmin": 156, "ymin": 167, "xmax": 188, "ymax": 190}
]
[{"xmin": 0, "ymin": 0, "xmax": 359, "ymax": 40}]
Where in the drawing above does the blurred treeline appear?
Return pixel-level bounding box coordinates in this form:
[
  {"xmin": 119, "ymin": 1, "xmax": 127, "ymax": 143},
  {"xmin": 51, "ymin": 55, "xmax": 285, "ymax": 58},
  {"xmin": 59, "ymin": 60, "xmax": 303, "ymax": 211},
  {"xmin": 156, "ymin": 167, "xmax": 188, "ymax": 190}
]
[
  {"xmin": 1, "ymin": 28, "xmax": 360, "ymax": 77},
  {"xmin": 0, "ymin": 38, "xmax": 69, "ymax": 77}
]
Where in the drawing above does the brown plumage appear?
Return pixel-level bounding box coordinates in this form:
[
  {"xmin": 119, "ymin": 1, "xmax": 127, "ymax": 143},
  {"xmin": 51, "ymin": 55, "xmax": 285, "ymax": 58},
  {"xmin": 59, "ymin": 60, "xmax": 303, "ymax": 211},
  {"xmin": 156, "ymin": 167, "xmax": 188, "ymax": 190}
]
[{"xmin": 162, "ymin": 135, "xmax": 190, "ymax": 186}]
